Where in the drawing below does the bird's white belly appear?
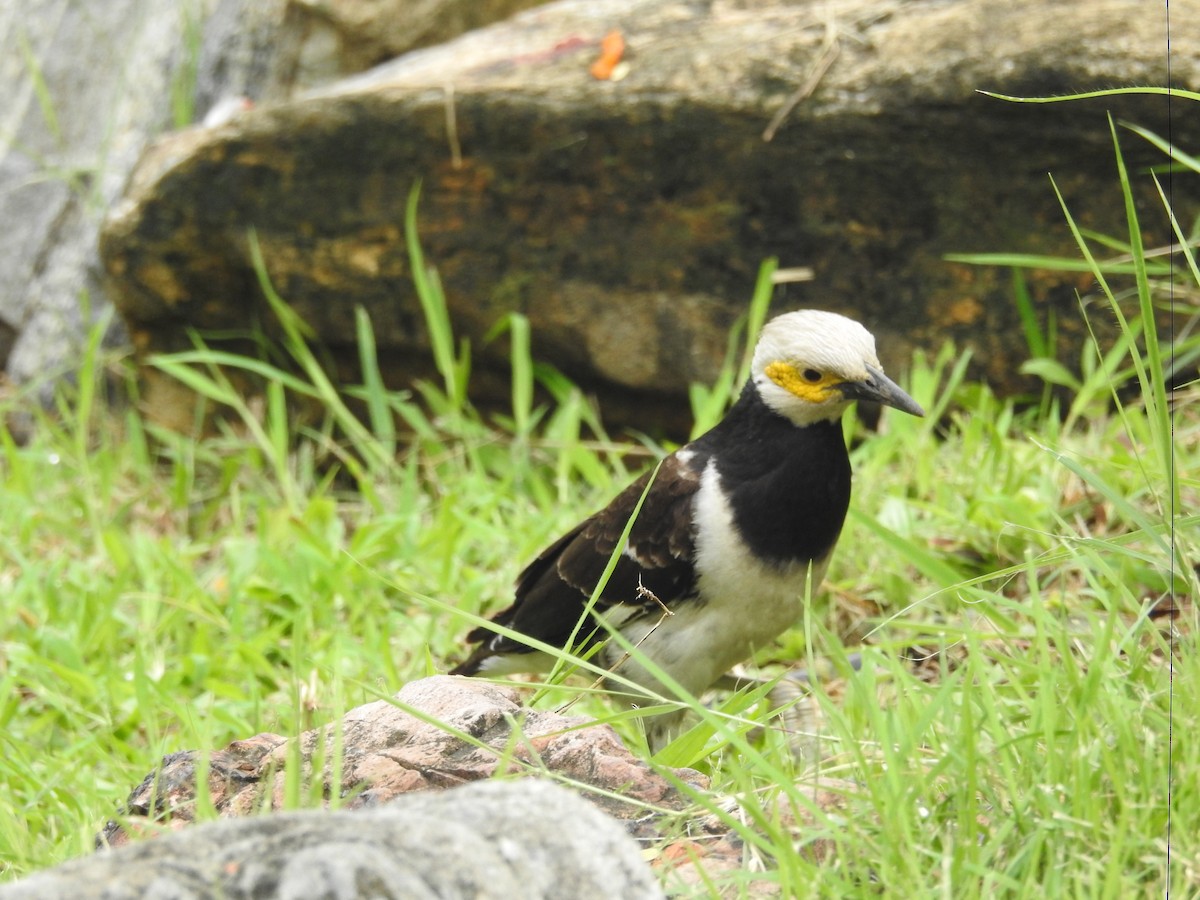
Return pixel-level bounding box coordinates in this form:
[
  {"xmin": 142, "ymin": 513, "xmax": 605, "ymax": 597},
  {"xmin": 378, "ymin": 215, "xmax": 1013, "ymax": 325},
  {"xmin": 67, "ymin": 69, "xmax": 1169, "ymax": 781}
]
[{"xmin": 603, "ymin": 461, "xmax": 832, "ymax": 699}]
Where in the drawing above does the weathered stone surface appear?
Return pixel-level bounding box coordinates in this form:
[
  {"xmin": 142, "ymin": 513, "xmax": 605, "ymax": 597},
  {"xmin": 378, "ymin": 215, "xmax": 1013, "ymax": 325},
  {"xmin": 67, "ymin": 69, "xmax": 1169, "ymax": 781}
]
[
  {"xmin": 1, "ymin": 0, "xmax": 549, "ymax": 409},
  {"xmin": 98, "ymin": 676, "xmax": 705, "ymax": 849},
  {"xmin": 0, "ymin": 0, "xmax": 184, "ymax": 398},
  {"xmin": 290, "ymin": 0, "xmax": 552, "ymax": 74},
  {"xmin": 193, "ymin": 0, "xmax": 550, "ymax": 114},
  {"xmin": 100, "ymin": 0, "xmax": 1199, "ymax": 437},
  {"xmin": 0, "ymin": 779, "xmax": 664, "ymax": 900}
]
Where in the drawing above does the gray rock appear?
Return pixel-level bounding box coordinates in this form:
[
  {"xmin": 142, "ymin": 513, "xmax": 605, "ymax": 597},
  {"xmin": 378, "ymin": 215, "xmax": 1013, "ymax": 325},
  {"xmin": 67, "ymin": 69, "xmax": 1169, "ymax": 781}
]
[
  {"xmin": 0, "ymin": 0, "xmax": 187, "ymax": 397},
  {"xmin": 193, "ymin": 0, "xmax": 292, "ymax": 116},
  {"xmin": 0, "ymin": 779, "xmax": 664, "ymax": 900},
  {"xmin": 285, "ymin": 0, "xmax": 553, "ymax": 77},
  {"xmin": 193, "ymin": 0, "xmax": 552, "ymax": 115},
  {"xmin": 2, "ymin": 0, "xmax": 541, "ymax": 407}
]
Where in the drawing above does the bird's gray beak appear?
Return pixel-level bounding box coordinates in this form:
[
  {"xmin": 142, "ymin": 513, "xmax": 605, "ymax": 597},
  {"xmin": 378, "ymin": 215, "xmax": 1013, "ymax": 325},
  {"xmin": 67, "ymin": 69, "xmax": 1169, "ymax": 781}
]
[{"xmin": 838, "ymin": 366, "xmax": 925, "ymax": 417}]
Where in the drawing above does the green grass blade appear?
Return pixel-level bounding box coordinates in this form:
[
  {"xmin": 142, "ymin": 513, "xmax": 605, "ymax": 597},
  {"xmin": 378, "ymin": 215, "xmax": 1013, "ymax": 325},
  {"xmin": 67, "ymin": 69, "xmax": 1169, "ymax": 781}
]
[
  {"xmin": 980, "ymin": 86, "xmax": 1200, "ymax": 104},
  {"xmin": 354, "ymin": 306, "xmax": 397, "ymax": 458}
]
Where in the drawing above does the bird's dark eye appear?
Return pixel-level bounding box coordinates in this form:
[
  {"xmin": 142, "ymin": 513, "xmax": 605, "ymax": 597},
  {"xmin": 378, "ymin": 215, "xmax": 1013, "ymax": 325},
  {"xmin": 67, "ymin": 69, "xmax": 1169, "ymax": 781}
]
[{"xmin": 802, "ymin": 368, "xmax": 822, "ymax": 382}]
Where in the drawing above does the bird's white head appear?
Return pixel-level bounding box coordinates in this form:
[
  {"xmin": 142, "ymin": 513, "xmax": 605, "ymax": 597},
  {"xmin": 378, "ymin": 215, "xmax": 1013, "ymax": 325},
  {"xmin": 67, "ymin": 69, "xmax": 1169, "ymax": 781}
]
[{"xmin": 750, "ymin": 310, "xmax": 925, "ymax": 426}]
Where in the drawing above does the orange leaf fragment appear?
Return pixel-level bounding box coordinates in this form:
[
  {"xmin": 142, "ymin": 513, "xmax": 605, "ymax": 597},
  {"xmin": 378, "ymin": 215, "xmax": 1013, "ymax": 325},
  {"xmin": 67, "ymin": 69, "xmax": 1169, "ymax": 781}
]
[{"xmin": 589, "ymin": 30, "xmax": 626, "ymax": 80}]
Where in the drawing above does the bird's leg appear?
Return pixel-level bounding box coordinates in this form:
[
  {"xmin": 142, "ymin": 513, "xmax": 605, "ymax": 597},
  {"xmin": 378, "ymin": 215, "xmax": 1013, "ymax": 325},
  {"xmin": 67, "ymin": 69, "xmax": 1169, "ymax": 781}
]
[{"xmin": 710, "ymin": 653, "xmax": 863, "ymax": 762}]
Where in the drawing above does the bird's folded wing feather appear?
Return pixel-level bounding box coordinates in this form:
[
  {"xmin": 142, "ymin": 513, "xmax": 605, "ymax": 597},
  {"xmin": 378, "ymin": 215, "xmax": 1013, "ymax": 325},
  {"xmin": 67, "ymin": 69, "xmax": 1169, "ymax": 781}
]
[{"xmin": 462, "ymin": 453, "xmax": 704, "ymax": 658}]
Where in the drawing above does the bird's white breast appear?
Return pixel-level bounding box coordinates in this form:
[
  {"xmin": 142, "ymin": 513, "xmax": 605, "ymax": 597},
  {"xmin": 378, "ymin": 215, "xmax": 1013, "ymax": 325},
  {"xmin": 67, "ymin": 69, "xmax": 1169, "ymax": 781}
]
[{"xmin": 604, "ymin": 460, "xmax": 831, "ymax": 698}]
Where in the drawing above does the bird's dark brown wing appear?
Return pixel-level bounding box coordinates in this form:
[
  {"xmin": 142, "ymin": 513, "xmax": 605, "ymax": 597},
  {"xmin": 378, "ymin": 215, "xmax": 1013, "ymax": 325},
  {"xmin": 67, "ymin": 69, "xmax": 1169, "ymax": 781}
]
[{"xmin": 452, "ymin": 452, "xmax": 705, "ymax": 672}]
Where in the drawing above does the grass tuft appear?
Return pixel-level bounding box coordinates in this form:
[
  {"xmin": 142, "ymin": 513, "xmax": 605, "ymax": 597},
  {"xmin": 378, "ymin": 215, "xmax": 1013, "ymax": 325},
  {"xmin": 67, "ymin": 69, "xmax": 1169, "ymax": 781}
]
[{"xmin": 1, "ymin": 108, "xmax": 1197, "ymax": 897}]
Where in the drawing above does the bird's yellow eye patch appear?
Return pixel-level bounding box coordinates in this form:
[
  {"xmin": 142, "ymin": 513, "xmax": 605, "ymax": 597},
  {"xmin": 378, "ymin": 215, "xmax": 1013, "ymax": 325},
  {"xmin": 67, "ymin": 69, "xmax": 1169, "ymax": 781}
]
[{"xmin": 764, "ymin": 361, "xmax": 840, "ymax": 403}]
